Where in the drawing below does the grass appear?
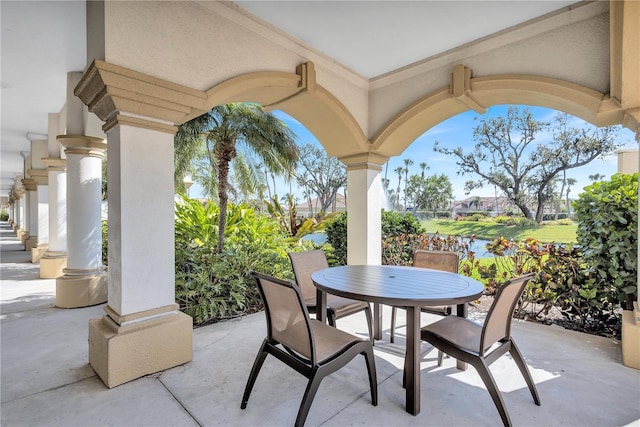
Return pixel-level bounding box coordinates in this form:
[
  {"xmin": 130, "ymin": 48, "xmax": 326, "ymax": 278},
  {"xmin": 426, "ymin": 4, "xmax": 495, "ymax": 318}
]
[{"xmin": 423, "ymin": 219, "xmax": 578, "ymax": 244}]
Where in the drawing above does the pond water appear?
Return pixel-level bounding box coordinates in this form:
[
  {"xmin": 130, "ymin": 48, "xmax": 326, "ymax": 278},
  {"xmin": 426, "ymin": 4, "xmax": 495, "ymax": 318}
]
[{"xmin": 302, "ymin": 233, "xmax": 496, "ymax": 258}]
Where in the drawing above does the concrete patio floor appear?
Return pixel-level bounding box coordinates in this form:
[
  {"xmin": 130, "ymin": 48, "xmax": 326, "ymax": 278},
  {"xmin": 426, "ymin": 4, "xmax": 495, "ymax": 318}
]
[{"xmin": 1, "ymin": 221, "xmax": 639, "ymax": 427}]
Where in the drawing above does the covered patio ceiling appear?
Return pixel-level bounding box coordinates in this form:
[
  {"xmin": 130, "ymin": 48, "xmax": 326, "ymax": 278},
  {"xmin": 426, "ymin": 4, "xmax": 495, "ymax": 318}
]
[{"xmin": 0, "ymin": 0, "xmax": 578, "ymax": 199}]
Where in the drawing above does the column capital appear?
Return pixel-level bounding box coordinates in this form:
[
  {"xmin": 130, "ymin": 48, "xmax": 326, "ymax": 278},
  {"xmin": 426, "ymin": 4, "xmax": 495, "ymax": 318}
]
[
  {"xmin": 14, "ymin": 189, "xmax": 25, "ymax": 198},
  {"xmin": 42, "ymin": 158, "xmax": 67, "ymax": 171},
  {"xmin": 74, "ymin": 59, "xmax": 207, "ymax": 132},
  {"xmin": 21, "ymin": 178, "xmax": 37, "ymax": 192},
  {"xmin": 27, "ymin": 169, "xmax": 49, "ymax": 185},
  {"xmin": 57, "ymin": 135, "xmax": 107, "ymax": 158},
  {"xmin": 339, "ymin": 152, "xmax": 387, "ymax": 171}
]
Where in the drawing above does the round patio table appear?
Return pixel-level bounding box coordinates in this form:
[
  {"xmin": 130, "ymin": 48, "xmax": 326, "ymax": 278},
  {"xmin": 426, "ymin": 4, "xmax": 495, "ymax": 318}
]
[{"xmin": 312, "ymin": 264, "xmax": 484, "ymax": 416}]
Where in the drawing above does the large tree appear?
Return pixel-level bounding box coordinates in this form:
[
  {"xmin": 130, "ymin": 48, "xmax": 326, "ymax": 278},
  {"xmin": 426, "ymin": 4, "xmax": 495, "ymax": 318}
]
[
  {"xmin": 294, "ymin": 143, "xmax": 346, "ymax": 216},
  {"xmin": 434, "ymin": 106, "xmax": 620, "ymax": 222},
  {"xmin": 175, "ymin": 103, "xmax": 298, "ymax": 252},
  {"xmin": 406, "ymin": 173, "xmax": 453, "ymax": 213}
]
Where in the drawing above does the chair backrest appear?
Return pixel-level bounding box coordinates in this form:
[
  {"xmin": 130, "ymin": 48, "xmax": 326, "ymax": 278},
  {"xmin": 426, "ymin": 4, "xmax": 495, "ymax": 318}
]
[
  {"xmin": 413, "ymin": 249, "xmax": 459, "ymax": 273},
  {"xmin": 480, "ymin": 273, "xmax": 535, "ymax": 354},
  {"xmin": 289, "ymin": 250, "xmax": 329, "ymax": 302},
  {"xmin": 252, "ymin": 271, "xmax": 315, "ymax": 362}
]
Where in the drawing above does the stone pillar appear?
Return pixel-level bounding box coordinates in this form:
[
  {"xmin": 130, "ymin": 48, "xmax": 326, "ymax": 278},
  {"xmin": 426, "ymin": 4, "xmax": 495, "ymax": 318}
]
[
  {"xmin": 55, "ymin": 136, "xmax": 107, "ymax": 308},
  {"xmin": 75, "ymin": 60, "xmax": 198, "ymax": 387},
  {"xmin": 22, "ymin": 178, "xmax": 38, "ymax": 251},
  {"xmin": 341, "ymin": 154, "xmax": 386, "ymax": 266},
  {"xmin": 40, "ymin": 159, "xmax": 67, "ymax": 279},
  {"xmin": 28, "ymin": 170, "xmax": 49, "ymax": 262}
]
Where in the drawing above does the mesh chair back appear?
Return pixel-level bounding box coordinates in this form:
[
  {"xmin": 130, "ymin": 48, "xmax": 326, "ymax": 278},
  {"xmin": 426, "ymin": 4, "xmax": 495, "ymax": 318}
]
[
  {"xmin": 289, "ymin": 250, "xmax": 329, "ymax": 302},
  {"xmin": 480, "ymin": 274, "xmax": 534, "ymax": 354},
  {"xmin": 413, "ymin": 250, "xmax": 459, "ymax": 273},
  {"xmin": 253, "ymin": 272, "xmax": 314, "ymax": 361}
]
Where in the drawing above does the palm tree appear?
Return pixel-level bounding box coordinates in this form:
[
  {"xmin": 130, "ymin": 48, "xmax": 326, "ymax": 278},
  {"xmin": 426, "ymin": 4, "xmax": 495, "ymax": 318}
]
[
  {"xmin": 394, "ymin": 166, "xmax": 404, "ymax": 210},
  {"xmin": 403, "ymin": 158, "xmax": 413, "ymax": 209},
  {"xmin": 419, "ymin": 162, "xmax": 428, "ymax": 180},
  {"xmin": 175, "ymin": 103, "xmax": 298, "ymax": 253}
]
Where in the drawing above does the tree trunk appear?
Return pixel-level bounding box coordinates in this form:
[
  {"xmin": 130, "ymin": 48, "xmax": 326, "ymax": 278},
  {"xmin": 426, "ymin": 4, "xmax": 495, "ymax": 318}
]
[{"xmin": 216, "ymin": 140, "xmax": 235, "ymax": 253}]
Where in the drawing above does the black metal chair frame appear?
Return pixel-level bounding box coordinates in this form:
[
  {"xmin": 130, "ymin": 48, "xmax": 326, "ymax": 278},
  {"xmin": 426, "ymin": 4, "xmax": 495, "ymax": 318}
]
[
  {"xmin": 241, "ymin": 271, "xmax": 378, "ymax": 427},
  {"xmin": 420, "ymin": 274, "xmax": 541, "ymax": 427}
]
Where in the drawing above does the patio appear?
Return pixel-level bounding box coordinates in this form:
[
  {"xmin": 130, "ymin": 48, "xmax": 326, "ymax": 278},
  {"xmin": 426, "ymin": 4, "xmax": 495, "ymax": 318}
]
[{"xmin": 1, "ymin": 221, "xmax": 639, "ymax": 427}]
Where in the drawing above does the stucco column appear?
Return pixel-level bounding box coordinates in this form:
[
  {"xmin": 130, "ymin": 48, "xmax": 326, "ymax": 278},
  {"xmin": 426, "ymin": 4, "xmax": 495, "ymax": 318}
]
[
  {"xmin": 40, "ymin": 159, "xmax": 67, "ymax": 278},
  {"xmin": 15, "ymin": 188, "xmax": 25, "ymax": 237},
  {"xmin": 21, "ymin": 178, "xmax": 39, "ymax": 251},
  {"xmin": 28, "ymin": 170, "xmax": 49, "ymax": 262},
  {"xmin": 341, "ymin": 154, "xmax": 385, "ymax": 266},
  {"xmin": 75, "ymin": 60, "xmax": 198, "ymax": 388},
  {"xmin": 54, "ymin": 136, "xmax": 107, "ymax": 309}
]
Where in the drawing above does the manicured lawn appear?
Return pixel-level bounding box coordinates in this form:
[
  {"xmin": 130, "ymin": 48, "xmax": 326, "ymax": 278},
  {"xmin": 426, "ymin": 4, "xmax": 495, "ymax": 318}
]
[{"xmin": 423, "ymin": 219, "xmax": 577, "ymax": 244}]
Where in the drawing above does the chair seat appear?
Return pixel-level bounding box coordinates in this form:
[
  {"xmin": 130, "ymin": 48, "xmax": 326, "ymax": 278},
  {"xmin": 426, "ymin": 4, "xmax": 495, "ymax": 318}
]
[
  {"xmin": 306, "ymin": 294, "xmax": 370, "ymax": 318},
  {"xmin": 309, "ymin": 319, "xmax": 367, "ymax": 363},
  {"xmin": 421, "ymin": 315, "xmax": 482, "ymax": 354}
]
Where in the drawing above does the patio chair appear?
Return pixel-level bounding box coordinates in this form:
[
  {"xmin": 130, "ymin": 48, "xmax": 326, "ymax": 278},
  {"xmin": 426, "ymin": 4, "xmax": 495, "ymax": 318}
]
[
  {"xmin": 390, "ymin": 250, "xmax": 459, "ymax": 344},
  {"xmin": 289, "ymin": 250, "xmax": 373, "ymax": 343},
  {"xmin": 420, "ymin": 273, "xmax": 541, "ymax": 427},
  {"xmin": 242, "ymin": 271, "xmax": 378, "ymax": 427}
]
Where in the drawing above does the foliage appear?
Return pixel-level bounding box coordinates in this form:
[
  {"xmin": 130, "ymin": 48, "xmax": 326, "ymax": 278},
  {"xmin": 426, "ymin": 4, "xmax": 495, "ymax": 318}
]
[
  {"xmin": 263, "ymin": 193, "xmax": 338, "ymax": 241},
  {"xmin": 0, "ymin": 208, "xmax": 8, "ymax": 221},
  {"xmin": 324, "ymin": 212, "xmax": 348, "ymax": 265},
  {"xmin": 175, "ymin": 103, "xmax": 299, "ymax": 253},
  {"xmin": 101, "ymin": 220, "xmax": 108, "ymax": 266},
  {"xmin": 434, "ymin": 107, "xmax": 621, "ymax": 222},
  {"xmin": 573, "ymin": 173, "xmax": 638, "ymax": 308},
  {"xmin": 381, "ymin": 232, "xmax": 477, "ymax": 269},
  {"xmin": 405, "ymin": 173, "xmax": 453, "ymax": 213},
  {"xmin": 294, "ymin": 143, "xmax": 347, "ymax": 216},
  {"xmin": 175, "ymin": 195, "xmax": 293, "ymax": 325},
  {"xmin": 423, "ymin": 219, "xmax": 577, "ymax": 244},
  {"xmin": 324, "ymin": 211, "xmax": 426, "ymax": 265},
  {"xmin": 479, "ymin": 236, "xmax": 619, "ymax": 334},
  {"xmin": 493, "ymin": 216, "xmax": 537, "ymax": 226}
]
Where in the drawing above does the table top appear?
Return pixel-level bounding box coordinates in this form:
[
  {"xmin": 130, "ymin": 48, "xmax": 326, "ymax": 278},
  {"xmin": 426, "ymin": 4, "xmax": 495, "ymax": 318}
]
[{"xmin": 311, "ymin": 264, "xmax": 484, "ymax": 307}]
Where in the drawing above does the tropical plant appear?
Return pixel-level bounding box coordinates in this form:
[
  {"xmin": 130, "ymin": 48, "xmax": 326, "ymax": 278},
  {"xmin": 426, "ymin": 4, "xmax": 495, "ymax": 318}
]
[
  {"xmin": 175, "ymin": 103, "xmax": 299, "ymax": 253},
  {"xmin": 174, "ymin": 195, "xmax": 293, "ymax": 325},
  {"xmin": 573, "ymin": 173, "xmax": 638, "ymax": 309},
  {"xmin": 263, "ymin": 193, "xmax": 338, "ymax": 241}
]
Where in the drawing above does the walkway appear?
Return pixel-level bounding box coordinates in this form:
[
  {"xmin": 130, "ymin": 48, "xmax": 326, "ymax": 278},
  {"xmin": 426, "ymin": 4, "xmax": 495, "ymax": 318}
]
[{"xmin": 1, "ymin": 222, "xmax": 639, "ymax": 426}]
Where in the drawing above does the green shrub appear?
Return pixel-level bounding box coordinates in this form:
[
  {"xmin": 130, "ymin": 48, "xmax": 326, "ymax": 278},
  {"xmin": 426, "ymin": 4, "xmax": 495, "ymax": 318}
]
[
  {"xmin": 0, "ymin": 208, "xmax": 8, "ymax": 221},
  {"xmin": 573, "ymin": 173, "xmax": 638, "ymax": 309},
  {"xmin": 494, "ymin": 216, "xmax": 537, "ymax": 226},
  {"xmin": 101, "ymin": 220, "xmax": 108, "ymax": 266},
  {"xmin": 325, "ymin": 211, "xmax": 426, "ymax": 265},
  {"xmin": 175, "ymin": 195, "xmax": 293, "ymax": 325}
]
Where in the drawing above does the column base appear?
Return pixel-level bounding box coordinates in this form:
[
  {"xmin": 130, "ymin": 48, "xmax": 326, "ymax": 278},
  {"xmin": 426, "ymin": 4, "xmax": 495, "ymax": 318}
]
[
  {"xmin": 31, "ymin": 244, "xmax": 49, "ymax": 263},
  {"xmin": 621, "ymin": 302, "xmax": 640, "ymax": 370},
  {"xmin": 56, "ymin": 269, "xmax": 108, "ymax": 308},
  {"xmin": 24, "ymin": 235, "xmax": 38, "ymax": 252},
  {"xmin": 17, "ymin": 229, "xmax": 26, "ymax": 242},
  {"xmin": 12, "ymin": 223, "xmax": 18, "ymax": 231},
  {"xmin": 40, "ymin": 253, "xmax": 67, "ymax": 279},
  {"xmin": 89, "ymin": 306, "xmax": 193, "ymax": 388}
]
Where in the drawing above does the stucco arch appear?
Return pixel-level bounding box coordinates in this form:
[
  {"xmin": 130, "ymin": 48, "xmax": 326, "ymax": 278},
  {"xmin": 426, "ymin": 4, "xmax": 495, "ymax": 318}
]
[
  {"xmin": 372, "ymin": 66, "xmax": 629, "ymax": 158},
  {"xmin": 191, "ymin": 62, "xmax": 369, "ymax": 158}
]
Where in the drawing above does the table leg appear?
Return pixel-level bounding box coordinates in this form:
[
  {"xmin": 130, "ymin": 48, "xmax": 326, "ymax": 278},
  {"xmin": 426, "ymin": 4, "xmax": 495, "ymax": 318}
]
[
  {"xmin": 373, "ymin": 302, "xmax": 383, "ymax": 340},
  {"xmin": 456, "ymin": 303, "xmax": 468, "ymax": 371},
  {"xmin": 405, "ymin": 306, "xmax": 420, "ymax": 415},
  {"xmin": 316, "ymin": 288, "xmax": 327, "ymax": 323}
]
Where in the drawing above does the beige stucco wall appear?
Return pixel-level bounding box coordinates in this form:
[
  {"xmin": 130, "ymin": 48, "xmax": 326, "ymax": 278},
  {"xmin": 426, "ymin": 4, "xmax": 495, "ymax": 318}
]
[
  {"xmin": 368, "ymin": 2, "xmax": 610, "ymax": 139},
  {"xmin": 95, "ymin": 0, "xmax": 370, "ymax": 137}
]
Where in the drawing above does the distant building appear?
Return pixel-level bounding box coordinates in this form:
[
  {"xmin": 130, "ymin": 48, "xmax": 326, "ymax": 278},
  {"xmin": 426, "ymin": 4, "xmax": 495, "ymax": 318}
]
[
  {"xmin": 451, "ymin": 196, "xmax": 518, "ymax": 216},
  {"xmin": 295, "ymin": 194, "xmax": 346, "ymax": 217}
]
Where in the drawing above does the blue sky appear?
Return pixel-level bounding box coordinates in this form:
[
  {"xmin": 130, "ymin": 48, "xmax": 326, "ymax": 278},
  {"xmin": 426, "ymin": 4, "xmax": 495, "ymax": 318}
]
[{"xmin": 190, "ymin": 105, "xmax": 637, "ymax": 201}]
